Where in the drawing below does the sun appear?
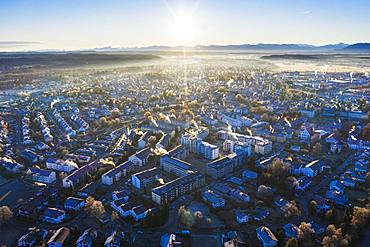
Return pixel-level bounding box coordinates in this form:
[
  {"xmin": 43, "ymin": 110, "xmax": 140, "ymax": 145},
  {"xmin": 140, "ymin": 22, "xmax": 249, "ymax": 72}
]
[{"xmin": 171, "ymin": 11, "xmax": 195, "ymax": 44}]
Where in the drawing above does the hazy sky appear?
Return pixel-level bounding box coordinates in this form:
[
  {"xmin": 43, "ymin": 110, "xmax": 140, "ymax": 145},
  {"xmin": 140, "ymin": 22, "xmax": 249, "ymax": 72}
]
[{"xmin": 1, "ymin": 0, "xmax": 369, "ymax": 51}]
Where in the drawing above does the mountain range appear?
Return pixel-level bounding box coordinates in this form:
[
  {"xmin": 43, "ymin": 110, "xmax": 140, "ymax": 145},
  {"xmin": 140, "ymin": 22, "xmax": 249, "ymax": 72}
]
[{"xmin": 93, "ymin": 43, "xmax": 370, "ymax": 53}]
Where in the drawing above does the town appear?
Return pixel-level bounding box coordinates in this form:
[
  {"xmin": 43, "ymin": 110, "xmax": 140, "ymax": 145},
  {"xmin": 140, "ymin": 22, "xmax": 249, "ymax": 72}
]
[{"xmin": 0, "ymin": 58, "xmax": 369, "ymax": 247}]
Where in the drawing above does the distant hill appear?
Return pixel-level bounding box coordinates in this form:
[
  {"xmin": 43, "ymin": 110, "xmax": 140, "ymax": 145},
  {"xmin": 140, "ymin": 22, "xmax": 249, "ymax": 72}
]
[
  {"xmin": 92, "ymin": 43, "xmax": 354, "ymax": 52},
  {"xmin": 260, "ymin": 54, "xmax": 322, "ymax": 60},
  {"xmin": 341, "ymin": 43, "xmax": 370, "ymax": 52},
  {"xmin": 318, "ymin": 43, "xmax": 348, "ymax": 50},
  {"xmin": 194, "ymin": 43, "xmax": 349, "ymax": 51}
]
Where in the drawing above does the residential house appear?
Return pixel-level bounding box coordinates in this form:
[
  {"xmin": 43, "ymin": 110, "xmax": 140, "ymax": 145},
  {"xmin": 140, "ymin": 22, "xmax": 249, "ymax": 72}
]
[
  {"xmin": 64, "ymin": 197, "xmax": 85, "ymax": 211},
  {"xmin": 326, "ymin": 190, "xmax": 349, "ymax": 207},
  {"xmin": 138, "ymin": 131, "xmax": 152, "ymax": 149},
  {"xmin": 110, "ymin": 198, "xmax": 129, "ymax": 216},
  {"xmin": 62, "ymin": 161, "xmax": 101, "ymax": 188},
  {"xmin": 255, "ymin": 140, "xmax": 273, "ymax": 155},
  {"xmin": 17, "ymin": 227, "xmax": 48, "ymax": 247},
  {"xmin": 77, "ymin": 182, "xmax": 98, "ymax": 198},
  {"xmin": 104, "ymin": 231, "xmax": 124, "ymax": 247},
  {"xmin": 130, "ymin": 205, "xmax": 150, "ymax": 221},
  {"xmin": 235, "ymin": 211, "xmax": 249, "ymax": 224},
  {"xmin": 112, "ymin": 202, "xmax": 132, "ymax": 218},
  {"xmin": 242, "ymin": 169, "xmax": 258, "ymax": 183},
  {"xmin": 0, "ymin": 156, "xmax": 23, "ymax": 173},
  {"xmin": 101, "ymin": 161, "xmax": 133, "ymax": 185},
  {"xmin": 17, "ymin": 230, "xmax": 38, "ymax": 246},
  {"xmin": 76, "ymin": 228, "xmax": 98, "ymax": 247},
  {"xmin": 312, "ymin": 195, "xmax": 330, "ymax": 214},
  {"xmin": 347, "ymin": 135, "xmax": 370, "ymax": 151},
  {"xmin": 227, "ymin": 176, "xmax": 244, "ymax": 186},
  {"xmin": 329, "ymin": 180, "xmax": 345, "ymax": 194},
  {"xmin": 52, "ymin": 110, "xmax": 76, "ymax": 138},
  {"xmin": 156, "ymin": 133, "xmax": 171, "ymax": 150},
  {"xmin": 309, "ymin": 221, "xmax": 326, "ymax": 235},
  {"xmin": 355, "ymin": 161, "xmax": 368, "ymax": 173},
  {"xmin": 194, "ymin": 139, "xmax": 219, "ymax": 160},
  {"xmin": 200, "ymin": 115, "xmax": 218, "ymax": 126},
  {"xmin": 21, "ymin": 149, "xmax": 43, "ymax": 165},
  {"xmin": 128, "ymin": 148, "xmax": 150, "ymax": 166},
  {"xmin": 253, "ymin": 208, "xmax": 270, "ymax": 221},
  {"xmin": 27, "ymin": 168, "xmax": 56, "ymax": 184},
  {"xmin": 229, "ymin": 189, "xmax": 250, "ymax": 203},
  {"xmin": 296, "ymin": 176, "xmax": 312, "ymax": 192},
  {"xmin": 131, "ymin": 167, "xmax": 160, "ymax": 190},
  {"xmin": 160, "ymin": 234, "xmax": 180, "ymax": 247},
  {"xmin": 47, "ymin": 227, "xmax": 70, "ymax": 247},
  {"xmin": 71, "ymin": 114, "xmax": 89, "ymax": 133},
  {"xmin": 206, "ymin": 153, "xmax": 244, "ymax": 179},
  {"xmin": 256, "ymin": 226, "xmax": 278, "ymax": 247},
  {"xmin": 160, "ymin": 154, "xmax": 196, "ymax": 177},
  {"xmin": 300, "ymin": 160, "xmax": 325, "ymax": 177},
  {"xmin": 46, "ymin": 158, "xmax": 78, "ymax": 173},
  {"xmin": 283, "ymin": 223, "xmax": 301, "ymax": 239},
  {"xmin": 112, "ymin": 190, "xmax": 130, "ymax": 201},
  {"xmin": 274, "ymin": 198, "xmax": 291, "ymax": 213},
  {"xmin": 299, "ymin": 127, "xmax": 314, "ymax": 142},
  {"xmin": 299, "ymin": 109, "xmax": 316, "ymax": 118},
  {"xmin": 342, "ymin": 177, "xmax": 356, "ymax": 188},
  {"xmin": 43, "ymin": 208, "xmax": 66, "ymax": 224},
  {"xmin": 17, "ymin": 194, "xmax": 49, "ymax": 218},
  {"xmin": 218, "ymin": 130, "xmax": 271, "ymax": 155},
  {"xmin": 168, "ymin": 145, "xmax": 188, "ymax": 160},
  {"xmin": 218, "ymin": 111, "xmax": 252, "ymax": 128},
  {"xmin": 202, "ymin": 190, "xmax": 225, "ymax": 208},
  {"xmin": 152, "ymin": 172, "xmax": 205, "ymax": 205}
]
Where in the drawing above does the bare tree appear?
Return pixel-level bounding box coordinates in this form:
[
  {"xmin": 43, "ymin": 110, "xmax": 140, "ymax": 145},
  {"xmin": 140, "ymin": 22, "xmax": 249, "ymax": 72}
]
[
  {"xmin": 194, "ymin": 211, "xmax": 203, "ymax": 224},
  {"xmin": 351, "ymin": 206, "xmax": 370, "ymax": 229},
  {"xmin": 178, "ymin": 206, "xmax": 197, "ymax": 228},
  {"xmin": 322, "ymin": 224, "xmax": 350, "ymax": 247},
  {"xmin": 111, "ymin": 211, "xmax": 119, "ymax": 221},
  {"xmin": 111, "ymin": 108, "xmax": 121, "ymax": 118},
  {"xmin": 285, "ymin": 238, "xmax": 298, "ymax": 247},
  {"xmin": 85, "ymin": 196, "xmax": 105, "ymax": 218},
  {"xmin": 89, "ymin": 200, "xmax": 105, "ymax": 219},
  {"xmin": 144, "ymin": 111, "xmax": 152, "ymax": 119},
  {"xmin": 264, "ymin": 158, "xmax": 290, "ymax": 189},
  {"xmin": 284, "ymin": 201, "xmax": 301, "ymax": 218},
  {"xmin": 85, "ymin": 196, "xmax": 94, "ymax": 208},
  {"xmin": 0, "ymin": 206, "xmax": 13, "ymax": 226},
  {"xmin": 297, "ymin": 222, "xmax": 315, "ymax": 247},
  {"xmin": 313, "ymin": 143, "xmax": 322, "ymax": 154},
  {"xmin": 148, "ymin": 136, "xmax": 157, "ymax": 147},
  {"xmin": 285, "ymin": 176, "xmax": 298, "ymax": 190},
  {"xmin": 308, "ymin": 200, "xmax": 317, "ymax": 214}
]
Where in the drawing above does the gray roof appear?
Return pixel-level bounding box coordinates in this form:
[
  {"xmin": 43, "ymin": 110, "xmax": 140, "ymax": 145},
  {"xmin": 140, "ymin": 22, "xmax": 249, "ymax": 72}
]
[
  {"xmin": 132, "ymin": 147, "xmax": 151, "ymax": 160},
  {"xmin": 103, "ymin": 161, "xmax": 133, "ymax": 178},
  {"xmin": 161, "ymin": 155, "xmax": 195, "ymax": 171},
  {"xmin": 152, "ymin": 172, "xmax": 204, "ymax": 196},
  {"xmin": 132, "ymin": 167, "xmax": 159, "ymax": 180},
  {"xmin": 256, "ymin": 226, "xmax": 277, "ymax": 243}
]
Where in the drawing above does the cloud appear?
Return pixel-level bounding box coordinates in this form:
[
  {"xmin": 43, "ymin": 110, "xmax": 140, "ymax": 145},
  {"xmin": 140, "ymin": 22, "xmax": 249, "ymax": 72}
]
[
  {"xmin": 303, "ymin": 10, "xmax": 312, "ymax": 15},
  {"xmin": 0, "ymin": 41, "xmax": 41, "ymax": 47}
]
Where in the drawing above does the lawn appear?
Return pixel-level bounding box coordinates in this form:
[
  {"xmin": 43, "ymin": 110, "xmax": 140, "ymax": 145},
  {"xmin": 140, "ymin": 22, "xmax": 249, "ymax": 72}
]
[{"xmin": 185, "ymin": 201, "xmax": 224, "ymax": 229}]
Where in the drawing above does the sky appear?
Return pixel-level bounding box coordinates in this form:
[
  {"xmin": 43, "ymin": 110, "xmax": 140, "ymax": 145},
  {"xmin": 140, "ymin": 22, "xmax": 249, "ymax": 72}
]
[{"xmin": 0, "ymin": 0, "xmax": 370, "ymax": 51}]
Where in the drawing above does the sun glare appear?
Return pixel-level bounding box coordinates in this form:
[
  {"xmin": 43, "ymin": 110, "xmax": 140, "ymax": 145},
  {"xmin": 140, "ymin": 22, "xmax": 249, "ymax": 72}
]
[{"xmin": 171, "ymin": 11, "xmax": 195, "ymax": 44}]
